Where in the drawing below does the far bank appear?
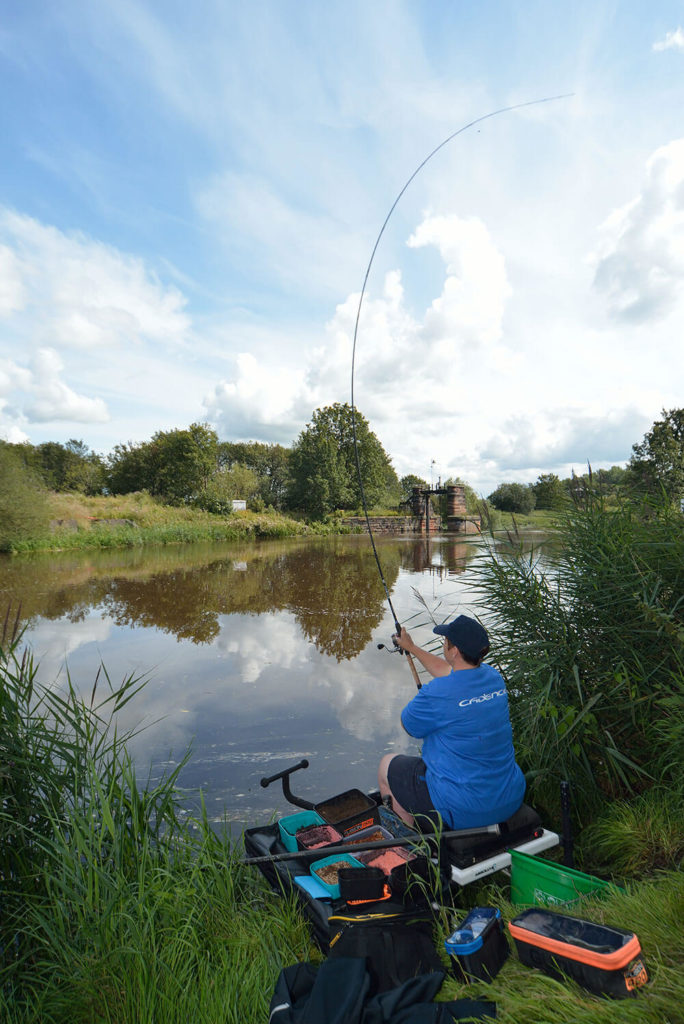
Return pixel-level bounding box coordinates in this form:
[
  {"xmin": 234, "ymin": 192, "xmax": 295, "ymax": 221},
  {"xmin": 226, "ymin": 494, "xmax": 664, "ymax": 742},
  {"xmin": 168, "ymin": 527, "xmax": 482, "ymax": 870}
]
[{"xmin": 2, "ymin": 489, "xmax": 556, "ymax": 555}]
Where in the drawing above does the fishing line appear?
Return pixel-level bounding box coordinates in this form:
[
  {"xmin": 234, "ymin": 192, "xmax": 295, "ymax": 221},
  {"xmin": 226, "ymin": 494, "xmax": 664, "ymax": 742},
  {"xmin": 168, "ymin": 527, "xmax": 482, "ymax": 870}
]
[{"xmin": 350, "ymin": 92, "xmax": 573, "ymax": 639}]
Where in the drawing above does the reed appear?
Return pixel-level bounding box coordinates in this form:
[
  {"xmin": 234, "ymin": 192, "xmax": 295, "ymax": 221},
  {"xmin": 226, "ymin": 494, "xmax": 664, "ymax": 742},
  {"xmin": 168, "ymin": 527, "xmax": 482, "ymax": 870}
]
[
  {"xmin": 2, "ymin": 614, "xmax": 683, "ymax": 1022},
  {"xmin": 0, "ymin": 620, "xmax": 315, "ymax": 1022},
  {"xmin": 471, "ymin": 489, "xmax": 684, "ymax": 827}
]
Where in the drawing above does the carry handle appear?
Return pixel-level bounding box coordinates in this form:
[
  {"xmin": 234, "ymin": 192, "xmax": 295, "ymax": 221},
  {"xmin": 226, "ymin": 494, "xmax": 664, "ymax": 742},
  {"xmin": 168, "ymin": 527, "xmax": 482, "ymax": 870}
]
[{"xmin": 260, "ymin": 759, "xmax": 314, "ymax": 809}]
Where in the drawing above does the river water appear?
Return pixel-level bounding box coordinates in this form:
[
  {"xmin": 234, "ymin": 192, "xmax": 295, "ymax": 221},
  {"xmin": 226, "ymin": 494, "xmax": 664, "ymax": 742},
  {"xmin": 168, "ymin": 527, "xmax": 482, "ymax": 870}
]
[{"xmin": 0, "ymin": 533, "xmax": 539, "ymax": 836}]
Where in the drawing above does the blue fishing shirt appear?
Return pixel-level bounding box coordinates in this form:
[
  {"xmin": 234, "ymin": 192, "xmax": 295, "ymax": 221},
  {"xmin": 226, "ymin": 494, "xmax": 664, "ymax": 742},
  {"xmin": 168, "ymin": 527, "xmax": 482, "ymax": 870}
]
[{"xmin": 400, "ymin": 662, "xmax": 525, "ymax": 829}]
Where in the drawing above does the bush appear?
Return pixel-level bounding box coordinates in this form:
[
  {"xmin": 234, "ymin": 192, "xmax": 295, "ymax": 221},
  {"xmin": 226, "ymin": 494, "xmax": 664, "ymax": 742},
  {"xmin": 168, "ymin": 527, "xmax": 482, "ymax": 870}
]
[
  {"xmin": 487, "ymin": 481, "xmax": 536, "ymax": 514},
  {"xmin": 0, "ymin": 445, "xmax": 51, "ymax": 551}
]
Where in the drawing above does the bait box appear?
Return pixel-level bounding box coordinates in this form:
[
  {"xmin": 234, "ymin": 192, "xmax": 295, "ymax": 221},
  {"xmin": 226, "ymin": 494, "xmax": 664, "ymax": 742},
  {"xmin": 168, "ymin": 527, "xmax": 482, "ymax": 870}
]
[
  {"xmin": 277, "ymin": 810, "xmax": 325, "ymax": 853},
  {"xmin": 338, "ymin": 865, "xmax": 387, "ymax": 903},
  {"xmin": 309, "ymin": 853, "xmax": 364, "ymax": 899},
  {"xmin": 508, "ymin": 908, "xmax": 648, "ymax": 999},
  {"xmin": 444, "ymin": 907, "xmax": 509, "ymax": 983},
  {"xmin": 314, "ymin": 789, "xmax": 380, "ymax": 837},
  {"xmin": 342, "ymin": 824, "xmax": 393, "ymax": 849}
]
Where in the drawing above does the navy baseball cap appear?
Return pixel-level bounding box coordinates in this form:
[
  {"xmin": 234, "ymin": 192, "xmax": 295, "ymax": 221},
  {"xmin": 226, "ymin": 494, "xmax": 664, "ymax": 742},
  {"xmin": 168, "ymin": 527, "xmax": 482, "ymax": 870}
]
[{"xmin": 433, "ymin": 615, "xmax": 489, "ymax": 662}]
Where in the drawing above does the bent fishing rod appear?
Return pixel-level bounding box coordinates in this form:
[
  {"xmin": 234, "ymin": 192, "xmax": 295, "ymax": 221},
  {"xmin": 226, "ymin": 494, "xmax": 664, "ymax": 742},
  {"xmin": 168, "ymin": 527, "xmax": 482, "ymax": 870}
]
[{"xmin": 349, "ymin": 92, "xmax": 572, "ymax": 688}]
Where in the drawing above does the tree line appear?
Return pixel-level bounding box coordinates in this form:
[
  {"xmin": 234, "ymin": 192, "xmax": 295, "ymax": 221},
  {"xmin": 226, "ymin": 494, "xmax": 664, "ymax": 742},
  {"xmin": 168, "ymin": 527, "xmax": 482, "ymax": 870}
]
[
  {"xmin": 487, "ymin": 408, "xmax": 684, "ymax": 514},
  {"xmin": 2, "ymin": 405, "xmax": 683, "ymax": 526}
]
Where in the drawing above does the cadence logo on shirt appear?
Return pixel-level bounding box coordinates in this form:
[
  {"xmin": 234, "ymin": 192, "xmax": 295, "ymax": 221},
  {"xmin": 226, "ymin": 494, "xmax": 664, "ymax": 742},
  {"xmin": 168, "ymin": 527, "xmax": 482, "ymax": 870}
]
[{"xmin": 459, "ymin": 688, "xmax": 507, "ymax": 707}]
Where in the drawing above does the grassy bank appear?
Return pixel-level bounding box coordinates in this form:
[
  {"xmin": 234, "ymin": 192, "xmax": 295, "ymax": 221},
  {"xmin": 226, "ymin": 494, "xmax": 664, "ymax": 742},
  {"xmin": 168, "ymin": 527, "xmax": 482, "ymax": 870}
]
[
  {"xmin": 1, "ymin": 621, "xmax": 682, "ymax": 1023},
  {"xmin": 3, "ymin": 490, "xmax": 554, "ymax": 556},
  {"xmin": 5, "ymin": 491, "xmax": 344, "ymax": 554}
]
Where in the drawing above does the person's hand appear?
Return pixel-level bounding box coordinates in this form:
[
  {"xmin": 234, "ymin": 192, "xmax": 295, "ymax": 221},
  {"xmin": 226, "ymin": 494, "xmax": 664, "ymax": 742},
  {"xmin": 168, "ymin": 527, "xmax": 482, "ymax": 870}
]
[{"xmin": 393, "ymin": 627, "xmax": 414, "ymax": 652}]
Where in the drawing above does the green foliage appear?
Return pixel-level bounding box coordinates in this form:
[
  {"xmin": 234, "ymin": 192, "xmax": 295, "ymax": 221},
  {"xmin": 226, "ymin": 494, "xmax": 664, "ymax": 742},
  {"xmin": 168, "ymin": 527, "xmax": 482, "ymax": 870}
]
[
  {"xmin": 581, "ymin": 786, "xmax": 684, "ymax": 877},
  {"xmin": 147, "ymin": 422, "xmax": 219, "ymax": 503},
  {"xmin": 399, "ymin": 474, "xmax": 429, "ymax": 504},
  {"xmin": 488, "ymin": 481, "xmax": 536, "ymax": 514},
  {"xmin": 287, "ymin": 403, "xmax": 398, "ymax": 518},
  {"xmin": 195, "ymin": 463, "xmax": 261, "ymax": 514},
  {"xmin": 0, "ymin": 624, "xmax": 313, "ymax": 1022},
  {"xmin": 473, "ymin": 489, "xmax": 684, "ymax": 823},
  {"xmin": 218, "ymin": 441, "xmax": 290, "ymax": 509},
  {"xmin": 629, "ymin": 407, "xmax": 684, "ymax": 505},
  {"xmin": 107, "ymin": 422, "xmax": 219, "ymax": 503},
  {"xmin": 0, "ymin": 445, "xmax": 51, "ymax": 551},
  {"xmin": 2, "ymin": 438, "xmax": 105, "ymax": 495},
  {"xmin": 533, "ymin": 472, "xmax": 566, "ymax": 510}
]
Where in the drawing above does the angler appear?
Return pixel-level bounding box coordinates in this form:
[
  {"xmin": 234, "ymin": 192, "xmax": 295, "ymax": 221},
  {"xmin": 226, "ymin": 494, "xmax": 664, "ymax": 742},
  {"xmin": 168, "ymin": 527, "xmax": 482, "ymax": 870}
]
[{"xmin": 379, "ymin": 615, "xmax": 526, "ymax": 831}]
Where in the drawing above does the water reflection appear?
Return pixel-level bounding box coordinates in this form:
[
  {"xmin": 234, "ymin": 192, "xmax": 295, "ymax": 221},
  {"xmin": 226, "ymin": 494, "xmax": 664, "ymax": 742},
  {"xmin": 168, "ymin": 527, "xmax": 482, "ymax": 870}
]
[
  {"xmin": 1, "ymin": 536, "xmax": 478, "ymax": 659},
  {"xmin": 1, "ymin": 533, "xmax": 530, "ymax": 831}
]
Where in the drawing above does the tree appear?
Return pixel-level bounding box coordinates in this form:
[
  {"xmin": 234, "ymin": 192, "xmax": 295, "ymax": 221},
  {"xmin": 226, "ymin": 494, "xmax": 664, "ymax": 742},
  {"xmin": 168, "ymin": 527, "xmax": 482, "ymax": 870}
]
[
  {"xmin": 533, "ymin": 473, "xmax": 566, "ymax": 510},
  {"xmin": 0, "ymin": 445, "xmax": 51, "ymax": 551},
  {"xmin": 196, "ymin": 464, "xmax": 261, "ymax": 514},
  {"xmin": 487, "ymin": 482, "xmax": 536, "ymax": 515},
  {"xmin": 287, "ymin": 403, "xmax": 397, "ymax": 518},
  {"xmin": 399, "ymin": 475, "xmax": 429, "ymax": 505},
  {"xmin": 218, "ymin": 441, "xmax": 290, "ymax": 509},
  {"xmin": 107, "ymin": 441, "xmax": 151, "ymax": 495},
  {"xmin": 146, "ymin": 423, "xmax": 218, "ymax": 504},
  {"xmin": 107, "ymin": 424, "xmax": 219, "ymax": 504},
  {"xmin": 629, "ymin": 408, "xmax": 684, "ymax": 506}
]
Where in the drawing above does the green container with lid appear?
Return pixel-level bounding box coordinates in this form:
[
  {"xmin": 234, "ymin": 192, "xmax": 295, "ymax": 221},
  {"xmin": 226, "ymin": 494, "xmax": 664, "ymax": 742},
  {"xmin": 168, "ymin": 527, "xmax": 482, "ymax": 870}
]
[{"xmin": 510, "ymin": 850, "xmax": 616, "ymax": 908}]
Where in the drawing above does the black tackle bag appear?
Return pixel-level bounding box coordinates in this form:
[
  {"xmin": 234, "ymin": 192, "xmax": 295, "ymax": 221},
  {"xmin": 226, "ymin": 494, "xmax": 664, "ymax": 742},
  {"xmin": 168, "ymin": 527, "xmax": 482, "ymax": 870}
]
[{"xmin": 326, "ymin": 901, "xmax": 443, "ymax": 995}]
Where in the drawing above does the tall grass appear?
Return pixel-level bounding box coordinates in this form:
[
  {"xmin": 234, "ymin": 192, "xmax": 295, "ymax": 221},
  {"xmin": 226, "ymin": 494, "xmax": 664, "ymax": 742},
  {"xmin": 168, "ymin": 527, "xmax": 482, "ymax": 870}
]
[
  {"xmin": 0, "ymin": 613, "xmax": 314, "ymax": 1022},
  {"xmin": 438, "ymin": 870, "xmax": 684, "ymax": 1023},
  {"xmin": 472, "ymin": 490, "xmax": 684, "ymax": 827},
  {"xmin": 2, "ymin": 604, "xmax": 683, "ymax": 1022}
]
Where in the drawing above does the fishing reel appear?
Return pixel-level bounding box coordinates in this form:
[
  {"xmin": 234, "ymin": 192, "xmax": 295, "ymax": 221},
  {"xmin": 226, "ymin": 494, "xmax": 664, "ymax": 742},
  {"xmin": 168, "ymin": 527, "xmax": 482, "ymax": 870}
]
[{"xmin": 376, "ymin": 636, "xmax": 404, "ymax": 655}]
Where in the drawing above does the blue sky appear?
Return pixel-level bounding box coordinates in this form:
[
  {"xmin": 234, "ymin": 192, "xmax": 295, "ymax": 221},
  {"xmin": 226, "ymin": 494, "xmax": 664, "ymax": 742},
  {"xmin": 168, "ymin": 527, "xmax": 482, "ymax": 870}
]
[{"xmin": 1, "ymin": 1, "xmax": 683, "ymax": 495}]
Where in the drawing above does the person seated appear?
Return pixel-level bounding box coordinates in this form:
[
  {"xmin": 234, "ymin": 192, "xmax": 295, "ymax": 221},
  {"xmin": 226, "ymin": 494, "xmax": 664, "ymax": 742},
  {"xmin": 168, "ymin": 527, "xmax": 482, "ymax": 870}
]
[{"xmin": 378, "ymin": 614, "xmax": 525, "ymax": 831}]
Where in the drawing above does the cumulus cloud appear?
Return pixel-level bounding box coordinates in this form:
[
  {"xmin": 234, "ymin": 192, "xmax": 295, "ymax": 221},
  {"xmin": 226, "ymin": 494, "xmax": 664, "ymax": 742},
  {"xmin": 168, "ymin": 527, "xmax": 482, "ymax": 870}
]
[
  {"xmin": 480, "ymin": 406, "xmax": 651, "ymax": 474},
  {"xmin": 202, "ymin": 211, "xmax": 514, "ymax": 445},
  {"xmin": 0, "ymin": 209, "xmax": 190, "ymax": 349},
  {"xmin": 591, "ymin": 139, "xmax": 684, "ymax": 322},
  {"xmin": 203, "ymin": 351, "xmax": 313, "ymax": 442},
  {"xmin": 24, "ymin": 348, "xmax": 109, "ymax": 424},
  {"xmin": 653, "ymin": 28, "xmax": 684, "ymax": 52},
  {"xmin": 0, "ymin": 208, "xmax": 195, "ymax": 439},
  {"xmin": 408, "ymin": 214, "xmax": 512, "ymax": 349}
]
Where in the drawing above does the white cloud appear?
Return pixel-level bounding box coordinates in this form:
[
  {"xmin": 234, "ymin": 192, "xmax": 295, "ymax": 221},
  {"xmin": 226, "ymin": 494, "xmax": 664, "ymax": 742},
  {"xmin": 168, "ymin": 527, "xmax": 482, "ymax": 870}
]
[
  {"xmin": 0, "ymin": 209, "xmax": 198, "ymax": 440},
  {"xmin": 0, "ymin": 244, "xmax": 26, "ymax": 314},
  {"xmin": 203, "ymin": 351, "xmax": 313, "ymax": 443},
  {"xmin": 0, "ymin": 210, "xmax": 190, "ymax": 350},
  {"xmin": 24, "ymin": 348, "xmax": 110, "ymax": 424},
  {"xmin": 408, "ymin": 214, "xmax": 512, "ymax": 348},
  {"xmin": 591, "ymin": 139, "xmax": 684, "ymax": 322},
  {"xmin": 653, "ymin": 28, "xmax": 684, "ymax": 52},
  {"xmin": 200, "ymin": 211, "xmax": 515, "ymax": 449},
  {"xmin": 480, "ymin": 406, "xmax": 651, "ymax": 475}
]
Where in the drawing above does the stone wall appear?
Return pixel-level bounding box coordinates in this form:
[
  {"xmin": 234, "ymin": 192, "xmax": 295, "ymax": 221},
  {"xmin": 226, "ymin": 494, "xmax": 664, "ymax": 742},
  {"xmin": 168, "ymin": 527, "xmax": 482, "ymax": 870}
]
[
  {"xmin": 340, "ymin": 516, "xmax": 419, "ymax": 534},
  {"xmin": 341, "ymin": 515, "xmax": 480, "ymax": 535}
]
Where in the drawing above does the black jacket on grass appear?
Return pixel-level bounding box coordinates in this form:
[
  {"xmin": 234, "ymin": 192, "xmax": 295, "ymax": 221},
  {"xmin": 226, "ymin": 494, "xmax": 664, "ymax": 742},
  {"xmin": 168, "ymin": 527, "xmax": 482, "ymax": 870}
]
[{"xmin": 268, "ymin": 958, "xmax": 496, "ymax": 1023}]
